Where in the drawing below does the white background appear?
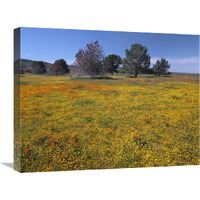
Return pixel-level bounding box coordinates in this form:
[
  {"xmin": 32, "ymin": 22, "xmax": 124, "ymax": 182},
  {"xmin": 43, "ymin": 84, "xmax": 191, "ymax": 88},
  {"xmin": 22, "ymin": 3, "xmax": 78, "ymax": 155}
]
[{"xmin": 0, "ymin": 0, "xmax": 199, "ymax": 199}]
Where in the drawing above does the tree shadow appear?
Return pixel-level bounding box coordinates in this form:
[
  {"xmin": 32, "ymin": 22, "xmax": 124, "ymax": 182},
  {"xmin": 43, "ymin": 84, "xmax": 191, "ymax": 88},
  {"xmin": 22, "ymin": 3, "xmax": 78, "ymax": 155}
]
[
  {"xmin": 72, "ymin": 76, "xmax": 119, "ymax": 80},
  {"xmin": 1, "ymin": 163, "xmax": 13, "ymax": 169},
  {"xmin": 91, "ymin": 76, "xmax": 115, "ymax": 80},
  {"xmin": 161, "ymin": 75, "xmax": 173, "ymax": 77},
  {"xmin": 126, "ymin": 75, "xmax": 137, "ymax": 78},
  {"xmin": 145, "ymin": 76, "xmax": 156, "ymax": 78}
]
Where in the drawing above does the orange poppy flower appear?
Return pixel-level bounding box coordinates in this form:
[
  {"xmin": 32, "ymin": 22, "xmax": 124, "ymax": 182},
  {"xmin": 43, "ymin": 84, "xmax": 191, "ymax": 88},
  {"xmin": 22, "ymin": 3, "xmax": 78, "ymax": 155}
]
[
  {"xmin": 49, "ymin": 143, "xmax": 54, "ymax": 147},
  {"xmin": 61, "ymin": 153, "xmax": 65, "ymax": 157},
  {"xmin": 25, "ymin": 148, "xmax": 29, "ymax": 152},
  {"xmin": 49, "ymin": 137, "xmax": 55, "ymax": 141}
]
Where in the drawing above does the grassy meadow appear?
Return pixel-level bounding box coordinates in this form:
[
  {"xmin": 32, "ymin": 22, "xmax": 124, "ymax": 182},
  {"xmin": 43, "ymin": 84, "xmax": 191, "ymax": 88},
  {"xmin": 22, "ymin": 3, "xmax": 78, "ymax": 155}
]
[{"xmin": 14, "ymin": 73, "xmax": 199, "ymax": 172}]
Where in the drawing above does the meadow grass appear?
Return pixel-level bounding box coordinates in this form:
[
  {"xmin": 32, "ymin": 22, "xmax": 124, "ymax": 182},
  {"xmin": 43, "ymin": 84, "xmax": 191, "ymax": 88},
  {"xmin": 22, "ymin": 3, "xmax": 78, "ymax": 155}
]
[{"xmin": 15, "ymin": 73, "xmax": 199, "ymax": 172}]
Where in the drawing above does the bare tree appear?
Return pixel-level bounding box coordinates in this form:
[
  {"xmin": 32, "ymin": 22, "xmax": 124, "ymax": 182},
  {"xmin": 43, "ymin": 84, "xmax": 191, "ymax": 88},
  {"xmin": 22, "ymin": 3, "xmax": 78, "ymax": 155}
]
[{"xmin": 70, "ymin": 41, "xmax": 105, "ymax": 78}]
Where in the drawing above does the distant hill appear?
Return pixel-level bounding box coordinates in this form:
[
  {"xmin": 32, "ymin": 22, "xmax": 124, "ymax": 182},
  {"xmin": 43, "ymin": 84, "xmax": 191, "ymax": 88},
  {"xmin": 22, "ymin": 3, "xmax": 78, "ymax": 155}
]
[
  {"xmin": 20, "ymin": 59, "xmax": 53, "ymax": 72},
  {"xmin": 171, "ymin": 72, "xmax": 199, "ymax": 76}
]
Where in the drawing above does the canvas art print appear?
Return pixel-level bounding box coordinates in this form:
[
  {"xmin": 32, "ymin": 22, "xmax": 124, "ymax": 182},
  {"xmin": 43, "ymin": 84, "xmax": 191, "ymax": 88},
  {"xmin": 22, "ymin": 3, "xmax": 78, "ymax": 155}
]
[{"xmin": 14, "ymin": 27, "xmax": 199, "ymax": 173}]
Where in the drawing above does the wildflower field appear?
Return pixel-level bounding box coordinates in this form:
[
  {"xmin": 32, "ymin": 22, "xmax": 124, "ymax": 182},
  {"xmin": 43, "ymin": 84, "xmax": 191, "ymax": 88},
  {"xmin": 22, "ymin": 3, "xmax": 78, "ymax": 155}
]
[{"xmin": 14, "ymin": 73, "xmax": 199, "ymax": 172}]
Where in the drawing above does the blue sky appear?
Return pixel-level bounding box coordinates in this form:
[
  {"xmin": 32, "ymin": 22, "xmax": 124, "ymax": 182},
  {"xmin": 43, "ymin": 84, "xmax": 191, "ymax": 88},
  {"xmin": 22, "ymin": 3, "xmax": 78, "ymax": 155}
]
[{"xmin": 21, "ymin": 27, "xmax": 199, "ymax": 73}]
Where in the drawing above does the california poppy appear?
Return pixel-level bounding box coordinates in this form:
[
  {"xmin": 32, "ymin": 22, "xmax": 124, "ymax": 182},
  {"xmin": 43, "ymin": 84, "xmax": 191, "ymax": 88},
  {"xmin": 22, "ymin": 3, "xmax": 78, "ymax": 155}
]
[{"xmin": 49, "ymin": 143, "xmax": 54, "ymax": 147}]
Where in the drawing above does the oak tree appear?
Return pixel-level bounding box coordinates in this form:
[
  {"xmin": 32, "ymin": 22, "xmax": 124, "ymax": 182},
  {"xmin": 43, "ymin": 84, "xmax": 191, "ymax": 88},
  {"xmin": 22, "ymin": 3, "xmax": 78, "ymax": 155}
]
[
  {"xmin": 49, "ymin": 59, "xmax": 69, "ymax": 76},
  {"xmin": 32, "ymin": 61, "xmax": 46, "ymax": 74}
]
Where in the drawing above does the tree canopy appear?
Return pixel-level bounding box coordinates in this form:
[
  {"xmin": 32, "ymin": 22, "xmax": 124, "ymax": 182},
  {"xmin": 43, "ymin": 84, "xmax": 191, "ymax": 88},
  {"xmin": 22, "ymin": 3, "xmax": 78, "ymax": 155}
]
[
  {"xmin": 152, "ymin": 58, "xmax": 171, "ymax": 76},
  {"xmin": 27, "ymin": 42, "xmax": 174, "ymax": 78},
  {"xmin": 122, "ymin": 43, "xmax": 151, "ymax": 77},
  {"xmin": 49, "ymin": 59, "xmax": 69, "ymax": 75},
  {"xmin": 103, "ymin": 54, "xmax": 122, "ymax": 74},
  {"xmin": 32, "ymin": 61, "xmax": 46, "ymax": 74},
  {"xmin": 71, "ymin": 41, "xmax": 105, "ymax": 78}
]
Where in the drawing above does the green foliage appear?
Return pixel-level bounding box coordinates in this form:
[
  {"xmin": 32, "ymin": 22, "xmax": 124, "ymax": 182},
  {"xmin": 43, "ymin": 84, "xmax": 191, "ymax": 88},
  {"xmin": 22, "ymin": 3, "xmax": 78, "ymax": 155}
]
[
  {"xmin": 49, "ymin": 59, "xmax": 69, "ymax": 76},
  {"xmin": 15, "ymin": 74, "xmax": 199, "ymax": 172},
  {"xmin": 20, "ymin": 68, "xmax": 25, "ymax": 74},
  {"xmin": 32, "ymin": 61, "xmax": 46, "ymax": 74},
  {"xmin": 122, "ymin": 43, "xmax": 151, "ymax": 77},
  {"xmin": 103, "ymin": 54, "xmax": 122, "ymax": 74},
  {"xmin": 21, "ymin": 59, "xmax": 52, "ymax": 72},
  {"xmin": 152, "ymin": 58, "xmax": 171, "ymax": 76}
]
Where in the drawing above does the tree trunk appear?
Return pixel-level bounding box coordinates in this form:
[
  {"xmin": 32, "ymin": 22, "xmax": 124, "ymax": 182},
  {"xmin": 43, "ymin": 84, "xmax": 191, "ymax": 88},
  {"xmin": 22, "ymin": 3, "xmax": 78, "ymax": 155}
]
[{"xmin": 134, "ymin": 73, "xmax": 138, "ymax": 78}]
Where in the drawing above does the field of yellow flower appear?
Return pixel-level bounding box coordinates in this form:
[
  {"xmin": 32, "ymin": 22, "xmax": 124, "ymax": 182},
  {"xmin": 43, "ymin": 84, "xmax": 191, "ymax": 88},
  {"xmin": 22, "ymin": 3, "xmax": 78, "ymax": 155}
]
[{"xmin": 14, "ymin": 73, "xmax": 199, "ymax": 172}]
